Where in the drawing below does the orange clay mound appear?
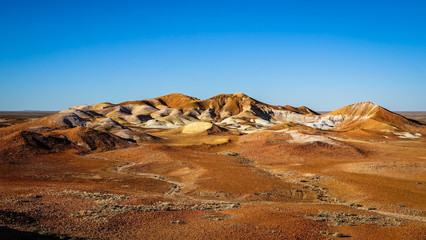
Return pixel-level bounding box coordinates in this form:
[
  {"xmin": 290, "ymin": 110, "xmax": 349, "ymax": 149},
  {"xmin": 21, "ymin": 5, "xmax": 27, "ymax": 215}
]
[
  {"xmin": 181, "ymin": 122, "xmax": 229, "ymax": 135},
  {"xmin": 198, "ymin": 93, "xmax": 263, "ymax": 116},
  {"xmin": 326, "ymin": 101, "xmax": 424, "ymax": 132},
  {"xmin": 53, "ymin": 126, "xmax": 133, "ymax": 152},
  {"xmin": 156, "ymin": 93, "xmax": 201, "ymax": 109},
  {"xmin": 119, "ymin": 93, "xmax": 200, "ymax": 109},
  {"xmin": 0, "ymin": 127, "xmax": 133, "ymax": 163},
  {"xmin": 0, "ymin": 130, "xmax": 72, "ymax": 163}
]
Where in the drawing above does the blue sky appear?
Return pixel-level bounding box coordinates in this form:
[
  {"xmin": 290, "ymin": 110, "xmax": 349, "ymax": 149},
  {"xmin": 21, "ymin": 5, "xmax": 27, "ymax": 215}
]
[{"xmin": 1, "ymin": 1, "xmax": 425, "ymax": 111}]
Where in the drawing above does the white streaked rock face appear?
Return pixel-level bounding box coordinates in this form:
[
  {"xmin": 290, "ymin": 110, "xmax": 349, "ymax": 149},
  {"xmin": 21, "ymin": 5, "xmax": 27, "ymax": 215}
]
[
  {"xmin": 54, "ymin": 105, "xmax": 348, "ymax": 131},
  {"xmin": 52, "ymin": 112, "xmax": 88, "ymax": 127},
  {"xmin": 51, "ymin": 96, "xmax": 422, "ymax": 137},
  {"xmin": 393, "ymin": 132, "xmax": 421, "ymax": 139}
]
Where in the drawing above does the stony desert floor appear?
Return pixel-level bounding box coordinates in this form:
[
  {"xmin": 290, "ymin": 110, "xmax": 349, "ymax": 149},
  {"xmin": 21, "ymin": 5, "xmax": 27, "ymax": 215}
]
[
  {"xmin": 0, "ymin": 112, "xmax": 425, "ymax": 239},
  {"xmin": 0, "ymin": 112, "xmax": 57, "ymax": 128}
]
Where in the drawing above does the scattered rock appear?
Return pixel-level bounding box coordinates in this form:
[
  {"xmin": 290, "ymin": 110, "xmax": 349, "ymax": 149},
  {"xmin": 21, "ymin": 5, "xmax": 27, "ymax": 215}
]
[
  {"xmin": 218, "ymin": 151, "xmax": 239, "ymax": 156},
  {"xmin": 333, "ymin": 232, "xmax": 347, "ymax": 238},
  {"xmin": 200, "ymin": 214, "xmax": 235, "ymax": 221},
  {"xmin": 305, "ymin": 211, "xmax": 403, "ymax": 227},
  {"xmin": 349, "ymin": 203, "xmax": 362, "ymax": 208},
  {"xmin": 170, "ymin": 220, "xmax": 184, "ymax": 225}
]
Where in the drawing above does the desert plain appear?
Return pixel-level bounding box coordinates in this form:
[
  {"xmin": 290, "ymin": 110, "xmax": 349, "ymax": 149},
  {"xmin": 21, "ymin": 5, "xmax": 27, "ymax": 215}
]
[{"xmin": 0, "ymin": 93, "xmax": 425, "ymax": 239}]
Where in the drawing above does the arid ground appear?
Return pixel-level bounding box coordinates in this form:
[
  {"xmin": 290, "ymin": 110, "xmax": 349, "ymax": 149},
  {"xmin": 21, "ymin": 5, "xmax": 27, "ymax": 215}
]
[{"xmin": 0, "ymin": 94, "xmax": 425, "ymax": 239}]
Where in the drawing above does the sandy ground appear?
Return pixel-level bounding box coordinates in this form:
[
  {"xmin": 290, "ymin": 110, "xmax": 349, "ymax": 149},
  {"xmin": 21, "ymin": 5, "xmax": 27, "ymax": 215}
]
[{"xmin": 0, "ymin": 113, "xmax": 425, "ymax": 239}]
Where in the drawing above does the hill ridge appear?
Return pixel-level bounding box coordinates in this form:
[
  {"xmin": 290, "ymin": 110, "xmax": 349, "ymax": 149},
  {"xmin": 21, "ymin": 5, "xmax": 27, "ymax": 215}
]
[{"xmin": 1, "ymin": 93, "xmax": 423, "ymax": 144}]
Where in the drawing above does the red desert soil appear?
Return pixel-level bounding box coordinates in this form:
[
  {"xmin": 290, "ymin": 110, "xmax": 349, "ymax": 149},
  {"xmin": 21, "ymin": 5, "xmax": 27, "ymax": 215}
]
[{"xmin": 0, "ymin": 99, "xmax": 425, "ymax": 239}]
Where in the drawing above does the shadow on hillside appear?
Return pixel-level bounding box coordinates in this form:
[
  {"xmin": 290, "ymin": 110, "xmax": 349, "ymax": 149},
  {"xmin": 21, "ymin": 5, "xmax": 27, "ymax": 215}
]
[{"xmin": 0, "ymin": 226, "xmax": 83, "ymax": 240}]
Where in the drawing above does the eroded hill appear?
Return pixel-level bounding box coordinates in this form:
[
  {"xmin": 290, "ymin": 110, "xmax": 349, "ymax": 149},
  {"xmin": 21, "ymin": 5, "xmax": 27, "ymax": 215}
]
[{"xmin": 13, "ymin": 93, "xmax": 422, "ymax": 143}]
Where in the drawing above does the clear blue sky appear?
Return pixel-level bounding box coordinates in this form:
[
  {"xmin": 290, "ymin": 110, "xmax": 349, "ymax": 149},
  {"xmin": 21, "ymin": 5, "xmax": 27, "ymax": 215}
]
[{"xmin": 1, "ymin": 1, "xmax": 425, "ymax": 111}]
